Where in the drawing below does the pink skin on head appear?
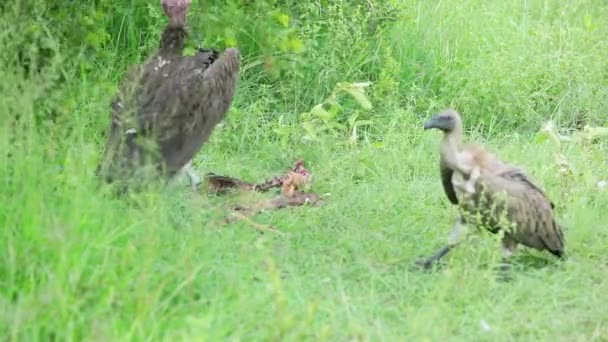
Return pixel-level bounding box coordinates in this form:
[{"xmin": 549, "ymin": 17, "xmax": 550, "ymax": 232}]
[{"xmin": 160, "ymin": 0, "xmax": 191, "ymax": 27}]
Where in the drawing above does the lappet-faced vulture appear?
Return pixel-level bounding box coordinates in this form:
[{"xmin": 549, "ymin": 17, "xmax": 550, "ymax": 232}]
[
  {"xmin": 417, "ymin": 109, "xmax": 565, "ymax": 272},
  {"xmin": 97, "ymin": 0, "xmax": 240, "ymax": 188}
]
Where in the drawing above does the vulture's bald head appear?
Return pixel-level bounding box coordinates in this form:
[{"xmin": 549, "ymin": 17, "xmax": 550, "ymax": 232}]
[
  {"xmin": 161, "ymin": 0, "xmax": 191, "ymax": 27},
  {"xmin": 423, "ymin": 109, "xmax": 462, "ymax": 133}
]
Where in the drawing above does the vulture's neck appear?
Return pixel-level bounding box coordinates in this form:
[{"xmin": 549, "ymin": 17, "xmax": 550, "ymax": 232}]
[
  {"xmin": 440, "ymin": 127, "xmax": 463, "ymax": 170},
  {"xmin": 159, "ymin": 25, "xmax": 187, "ymax": 56}
]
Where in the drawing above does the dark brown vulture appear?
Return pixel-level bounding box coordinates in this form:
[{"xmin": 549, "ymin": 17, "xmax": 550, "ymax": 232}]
[
  {"xmin": 97, "ymin": 0, "xmax": 240, "ymax": 189},
  {"xmin": 417, "ymin": 109, "xmax": 565, "ymax": 271}
]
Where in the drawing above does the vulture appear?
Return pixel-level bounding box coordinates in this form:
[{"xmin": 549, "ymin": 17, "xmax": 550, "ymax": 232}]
[
  {"xmin": 97, "ymin": 0, "xmax": 240, "ymax": 189},
  {"xmin": 417, "ymin": 109, "xmax": 565, "ymax": 271}
]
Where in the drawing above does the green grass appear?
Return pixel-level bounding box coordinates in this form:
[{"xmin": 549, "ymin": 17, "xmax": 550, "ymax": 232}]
[{"xmin": 2, "ymin": 0, "xmax": 608, "ymax": 340}]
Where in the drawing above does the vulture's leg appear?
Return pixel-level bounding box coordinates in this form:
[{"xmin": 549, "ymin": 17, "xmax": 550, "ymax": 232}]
[
  {"xmin": 496, "ymin": 236, "xmax": 518, "ymax": 281},
  {"xmin": 415, "ymin": 217, "xmax": 466, "ymax": 270},
  {"xmin": 183, "ymin": 160, "xmax": 201, "ymax": 189},
  {"xmin": 125, "ymin": 128, "xmax": 142, "ymax": 171}
]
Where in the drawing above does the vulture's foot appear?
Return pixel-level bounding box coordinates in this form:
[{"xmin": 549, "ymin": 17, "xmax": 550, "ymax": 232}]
[
  {"xmin": 413, "ymin": 257, "xmax": 438, "ymax": 271},
  {"xmin": 182, "ymin": 161, "xmax": 202, "ymax": 189},
  {"xmin": 495, "ymin": 259, "xmax": 514, "ymax": 282},
  {"xmin": 497, "ymin": 240, "xmax": 517, "ymax": 281},
  {"xmin": 186, "ymin": 169, "xmax": 202, "ymax": 189},
  {"xmin": 413, "ymin": 245, "xmax": 454, "ymax": 271},
  {"xmin": 496, "ymin": 240, "xmax": 515, "ymax": 281}
]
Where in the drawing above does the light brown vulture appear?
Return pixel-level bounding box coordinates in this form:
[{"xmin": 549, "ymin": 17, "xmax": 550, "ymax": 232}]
[
  {"xmin": 97, "ymin": 0, "xmax": 240, "ymax": 189},
  {"xmin": 417, "ymin": 109, "xmax": 565, "ymax": 271}
]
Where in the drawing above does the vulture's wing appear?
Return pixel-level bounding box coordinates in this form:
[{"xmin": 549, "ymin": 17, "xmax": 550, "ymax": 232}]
[
  {"xmin": 440, "ymin": 158, "xmax": 459, "ymax": 205},
  {"xmin": 499, "ymin": 167, "xmax": 555, "ymax": 209},
  {"xmin": 98, "ymin": 64, "xmax": 147, "ymax": 178},
  {"xmin": 509, "ymin": 176, "xmax": 565, "ymax": 256},
  {"xmin": 165, "ymin": 48, "xmax": 240, "ymax": 135},
  {"xmin": 490, "ymin": 166, "xmax": 564, "ymax": 256},
  {"xmin": 136, "ymin": 48, "xmax": 240, "ymax": 173}
]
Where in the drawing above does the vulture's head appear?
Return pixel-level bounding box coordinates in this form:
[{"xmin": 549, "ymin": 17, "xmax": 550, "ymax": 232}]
[
  {"xmin": 423, "ymin": 109, "xmax": 462, "ymax": 133},
  {"xmin": 161, "ymin": 0, "xmax": 191, "ymax": 27}
]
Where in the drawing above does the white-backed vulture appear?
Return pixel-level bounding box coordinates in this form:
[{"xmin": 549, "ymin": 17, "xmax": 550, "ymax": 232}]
[
  {"xmin": 417, "ymin": 109, "xmax": 565, "ymax": 271},
  {"xmin": 97, "ymin": 0, "xmax": 240, "ymax": 189}
]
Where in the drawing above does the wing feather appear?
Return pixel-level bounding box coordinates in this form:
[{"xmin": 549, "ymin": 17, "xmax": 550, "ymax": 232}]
[{"xmin": 440, "ymin": 157, "xmax": 459, "ymax": 205}]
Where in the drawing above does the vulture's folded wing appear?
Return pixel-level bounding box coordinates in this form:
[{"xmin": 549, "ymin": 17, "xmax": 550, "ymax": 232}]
[
  {"xmin": 499, "ymin": 167, "xmax": 555, "ymax": 209},
  {"xmin": 508, "ymin": 178, "xmax": 565, "ymax": 256},
  {"xmin": 440, "ymin": 159, "xmax": 459, "ymax": 205},
  {"xmin": 137, "ymin": 48, "xmax": 240, "ymax": 173}
]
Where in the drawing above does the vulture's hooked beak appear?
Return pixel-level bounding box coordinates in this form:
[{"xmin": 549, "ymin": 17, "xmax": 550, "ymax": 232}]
[
  {"xmin": 423, "ymin": 115, "xmax": 453, "ymax": 131},
  {"xmin": 423, "ymin": 116, "xmax": 440, "ymax": 130}
]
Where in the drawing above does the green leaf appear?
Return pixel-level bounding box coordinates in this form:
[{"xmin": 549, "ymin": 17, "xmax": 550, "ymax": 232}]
[
  {"xmin": 534, "ymin": 121, "xmax": 561, "ymax": 147},
  {"xmin": 345, "ymin": 88, "xmax": 372, "ymax": 110},
  {"xmin": 299, "ymin": 111, "xmax": 313, "ymax": 121},
  {"xmin": 289, "ymin": 37, "xmax": 304, "ymax": 52},
  {"xmin": 534, "ymin": 130, "xmax": 550, "ymax": 144},
  {"xmin": 328, "ymin": 102, "xmax": 343, "ymax": 117},
  {"xmin": 337, "ymin": 82, "xmax": 373, "ymax": 110},
  {"xmin": 582, "ymin": 14, "xmax": 597, "ymax": 31},
  {"xmin": 327, "ymin": 122, "xmax": 346, "ymax": 131},
  {"xmin": 371, "ymin": 141, "xmax": 386, "ymax": 149},
  {"xmin": 274, "ymin": 13, "xmax": 290, "ymax": 28},
  {"xmin": 224, "ymin": 28, "xmax": 238, "ymax": 47},
  {"xmin": 310, "ymin": 104, "xmax": 334, "ymax": 121},
  {"xmin": 347, "ymin": 112, "xmax": 359, "ymax": 127},
  {"xmin": 301, "ymin": 122, "xmax": 319, "ymax": 140}
]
